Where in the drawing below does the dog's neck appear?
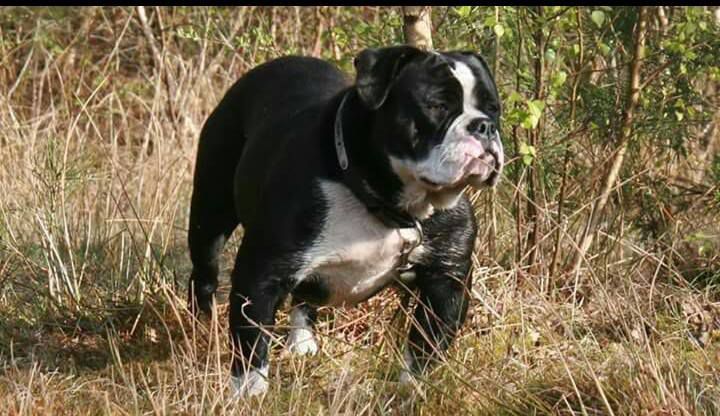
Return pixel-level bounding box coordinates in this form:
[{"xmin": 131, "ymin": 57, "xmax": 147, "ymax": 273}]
[{"xmin": 336, "ymin": 90, "xmax": 437, "ymax": 222}]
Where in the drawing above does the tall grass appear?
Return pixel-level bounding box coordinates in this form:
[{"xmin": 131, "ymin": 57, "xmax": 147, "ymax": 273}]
[{"xmin": 0, "ymin": 7, "xmax": 718, "ymax": 415}]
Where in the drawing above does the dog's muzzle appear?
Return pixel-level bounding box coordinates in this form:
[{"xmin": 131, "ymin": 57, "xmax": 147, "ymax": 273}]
[{"xmin": 467, "ymin": 118, "xmax": 504, "ymax": 187}]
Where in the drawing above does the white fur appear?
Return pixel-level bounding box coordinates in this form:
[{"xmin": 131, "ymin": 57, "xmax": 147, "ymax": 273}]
[
  {"xmin": 293, "ymin": 180, "xmax": 421, "ymax": 306},
  {"xmin": 387, "ymin": 160, "xmax": 435, "ymax": 218},
  {"xmin": 287, "ymin": 306, "xmax": 318, "ymax": 355},
  {"xmin": 399, "ymin": 343, "xmax": 416, "ymax": 386},
  {"xmin": 230, "ymin": 364, "xmax": 269, "ymax": 398},
  {"xmin": 450, "ymin": 61, "xmax": 482, "ymax": 113},
  {"xmin": 449, "ymin": 61, "xmax": 504, "ymax": 184}
]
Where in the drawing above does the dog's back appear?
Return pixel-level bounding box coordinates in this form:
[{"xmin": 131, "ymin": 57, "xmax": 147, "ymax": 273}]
[
  {"xmin": 188, "ymin": 57, "xmax": 350, "ymax": 313},
  {"xmin": 209, "ymin": 56, "xmax": 349, "ymax": 145}
]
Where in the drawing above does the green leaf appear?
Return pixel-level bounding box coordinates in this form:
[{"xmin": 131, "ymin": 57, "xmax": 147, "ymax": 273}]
[
  {"xmin": 519, "ymin": 142, "xmax": 530, "ymax": 155},
  {"xmin": 685, "ymin": 22, "xmax": 697, "ymax": 35},
  {"xmin": 552, "ymin": 70, "xmax": 567, "ymax": 87},
  {"xmin": 675, "ymin": 111, "xmax": 684, "ymax": 121},
  {"xmin": 528, "ymin": 100, "xmax": 544, "ymax": 118},
  {"xmin": 508, "ymin": 91, "xmax": 523, "ymax": 103},
  {"xmin": 519, "ymin": 100, "xmax": 545, "ymax": 130},
  {"xmin": 591, "ymin": 10, "xmax": 605, "ymax": 27},
  {"xmin": 456, "ymin": 6, "xmax": 472, "ymax": 18},
  {"xmin": 483, "ymin": 15, "xmax": 496, "ymax": 27},
  {"xmin": 505, "ymin": 108, "xmax": 524, "ymax": 125},
  {"xmin": 599, "ymin": 42, "xmax": 610, "ymax": 55},
  {"xmin": 493, "ymin": 24, "xmax": 505, "ymax": 38},
  {"xmin": 519, "ymin": 142, "xmax": 536, "ymax": 165},
  {"xmin": 521, "ymin": 115, "xmax": 535, "ymax": 130},
  {"xmin": 544, "ymin": 48, "xmax": 556, "ymax": 62}
]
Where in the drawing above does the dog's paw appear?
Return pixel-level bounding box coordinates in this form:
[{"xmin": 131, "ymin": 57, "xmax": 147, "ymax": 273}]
[
  {"xmin": 230, "ymin": 366, "xmax": 269, "ymax": 399},
  {"xmin": 188, "ymin": 281, "xmax": 217, "ymax": 317},
  {"xmin": 398, "ymin": 368, "xmax": 414, "ymax": 386},
  {"xmin": 287, "ymin": 328, "xmax": 318, "ymax": 356},
  {"xmin": 397, "ymin": 368, "xmax": 427, "ymax": 401},
  {"xmin": 398, "ymin": 346, "xmax": 426, "ymax": 396}
]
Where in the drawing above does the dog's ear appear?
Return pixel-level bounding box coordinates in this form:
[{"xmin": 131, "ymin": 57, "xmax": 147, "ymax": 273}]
[{"xmin": 354, "ymin": 46, "xmax": 424, "ymax": 110}]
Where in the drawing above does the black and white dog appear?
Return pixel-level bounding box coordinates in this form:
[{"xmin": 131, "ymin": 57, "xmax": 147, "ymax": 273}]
[{"xmin": 187, "ymin": 46, "xmax": 503, "ymax": 397}]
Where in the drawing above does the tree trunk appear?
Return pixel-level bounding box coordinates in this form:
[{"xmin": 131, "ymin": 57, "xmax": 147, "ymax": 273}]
[
  {"xmin": 311, "ymin": 7, "xmax": 326, "ymax": 58},
  {"xmin": 570, "ymin": 7, "xmax": 648, "ymax": 275},
  {"xmin": 402, "ymin": 6, "xmax": 433, "ymax": 50}
]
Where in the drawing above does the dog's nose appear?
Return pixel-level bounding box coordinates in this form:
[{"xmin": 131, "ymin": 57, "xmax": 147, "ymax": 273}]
[{"xmin": 467, "ymin": 117, "xmax": 496, "ymax": 138}]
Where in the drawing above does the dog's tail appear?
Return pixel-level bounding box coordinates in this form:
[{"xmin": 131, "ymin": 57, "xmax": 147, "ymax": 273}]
[{"xmin": 187, "ymin": 85, "xmax": 248, "ymax": 313}]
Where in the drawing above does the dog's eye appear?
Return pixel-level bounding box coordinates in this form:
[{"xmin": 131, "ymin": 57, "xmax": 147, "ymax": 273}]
[
  {"xmin": 487, "ymin": 103, "xmax": 500, "ymax": 115},
  {"xmin": 425, "ymin": 102, "xmax": 448, "ymax": 117}
]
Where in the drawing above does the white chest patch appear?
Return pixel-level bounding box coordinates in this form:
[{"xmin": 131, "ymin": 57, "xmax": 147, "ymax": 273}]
[{"xmin": 295, "ymin": 180, "xmax": 421, "ymax": 306}]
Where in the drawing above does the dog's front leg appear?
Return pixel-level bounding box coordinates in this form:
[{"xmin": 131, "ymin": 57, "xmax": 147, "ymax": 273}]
[
  {"xmin": 401, "ymin": 270, "xmax": 472, "ymax": 385},
  {"xmin": 286, "ymin": 300, "xmax": 319, "ymax": 356},
  {"xmin": 228, "ymin": 245, "xmax": 293, "ymax": 398}
]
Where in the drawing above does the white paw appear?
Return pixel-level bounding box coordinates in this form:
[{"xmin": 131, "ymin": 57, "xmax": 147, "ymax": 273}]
[
  {"xmin": 399, "ymin": 368, "xmax": 414, "ymax": 386},
  {"xmin": 398, "ymin": 367, "xmax": 426, "ymax": 400},
  {"xmin": 399, "ymin": 344, "xmax": 417, "ymax": 386},
  {"xmin": 398, "ymin": 348, "xmax": 426, "ymax": 399},
  {"xmin": 230, "ymin": 365, "xmax": 269, "ymax": 399},
  {"xmin": 287, "ymin": 305, "xmax": 318, "ymax": 356},
  {"xmin": 287, "ymin": 328, "xmax": 318, "ymax": 356}
]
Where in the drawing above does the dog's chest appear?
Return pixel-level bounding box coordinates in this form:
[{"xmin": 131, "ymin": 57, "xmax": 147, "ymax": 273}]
[{"xmin": 298, "ymin": 180, "xmax": 419, "ymax": 306}]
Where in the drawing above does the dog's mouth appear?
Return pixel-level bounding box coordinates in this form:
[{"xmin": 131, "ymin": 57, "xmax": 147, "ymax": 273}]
[
  {"xmin": 420, "ymin": 176, "xmax": 442, "ymax": 188},
  {"xmin": 419, "ymin": 149, "xmax": 502, "ymax": 191},
  {"xmin": 475, "ymin": 146, "xmax": 503, "ymax": 186}
]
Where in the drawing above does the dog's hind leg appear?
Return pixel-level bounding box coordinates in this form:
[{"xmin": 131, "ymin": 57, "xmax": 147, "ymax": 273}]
[
  {"xmin": 188, "ymin": 109, "xmax": 245, "ymax": 315},
  {"xmin": 229, "ymin": 242, "xmax": 295, "ymax": 397},
  {"xmin": 188, "ymin": 201, "xmax": 237, "ymax": 315}
]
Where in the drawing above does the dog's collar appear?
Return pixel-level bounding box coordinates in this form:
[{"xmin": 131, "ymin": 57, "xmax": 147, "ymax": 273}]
[
  {"xmin": 333, "ymin": 90, "xmax": 423, "ymax": 265},
  {"xmin": 334, "ymin": 92, "xmax": 351, "ymax": 171},
  {"xmin": 334, "ymin": 90, "xmax": 422, "ymax": 272}
]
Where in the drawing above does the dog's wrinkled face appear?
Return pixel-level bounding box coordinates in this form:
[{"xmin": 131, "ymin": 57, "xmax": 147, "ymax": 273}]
[{"xmin": 355, "ymin": 46, "xmax": 504, "ymax": 209}]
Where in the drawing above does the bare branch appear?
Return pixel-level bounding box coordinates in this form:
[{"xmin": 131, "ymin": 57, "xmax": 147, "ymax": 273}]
[{"xmin": 570, "ymin": 7, "xmax": 649, "ymax": 275}]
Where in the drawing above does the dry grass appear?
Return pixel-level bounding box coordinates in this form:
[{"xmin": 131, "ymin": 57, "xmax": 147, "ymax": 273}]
[{"xmin": 1, "ymin": 7, "xmax": 719, "ymax": 415}]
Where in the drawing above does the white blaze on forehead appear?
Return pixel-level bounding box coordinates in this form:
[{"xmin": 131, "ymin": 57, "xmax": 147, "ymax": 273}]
[{"xmin": 449, "ymin": 60, "xmax": 487, "ymax": 118}]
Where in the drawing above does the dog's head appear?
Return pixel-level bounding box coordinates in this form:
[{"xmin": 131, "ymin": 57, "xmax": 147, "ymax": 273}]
[{"xmin": 354, "ymin": 46, "xmax": 504, "ymax": 212}]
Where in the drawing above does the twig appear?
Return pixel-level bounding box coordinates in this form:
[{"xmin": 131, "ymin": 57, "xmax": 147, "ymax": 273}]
[{"xmin": 571, "ymin": 7, "xmax": 649, "ymax": 275}]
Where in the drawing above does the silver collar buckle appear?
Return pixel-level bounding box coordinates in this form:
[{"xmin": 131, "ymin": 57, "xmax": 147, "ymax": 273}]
[{"xmin": 396, "ymin": 219, "xmax": 423, "ymax": 273}]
